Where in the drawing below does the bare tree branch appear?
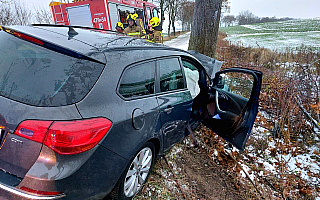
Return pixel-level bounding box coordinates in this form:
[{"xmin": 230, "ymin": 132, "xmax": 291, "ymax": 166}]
[
  {"xmin": 13, "ymin": 0, "xmax": 32, "ymax": 25},
  {"xmin": 0, "ymin": 0, "xmax": 32, "ymax": 25},
  {"xmin": 33, "ymin": 6, "xmax": 53, "ymax": 24},
  {"xmin": 295, "ymin": 96, "xmax": 320, "ymax": 133}
]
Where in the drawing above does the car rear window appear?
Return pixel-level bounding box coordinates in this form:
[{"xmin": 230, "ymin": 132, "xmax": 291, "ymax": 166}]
[
  {"xmin": 119, "ymin": 61, "xmax": 155, "ymax": 98},
  {"xmin": 0, "ymin": 31, "xmax": 105, "ymax": 106}
]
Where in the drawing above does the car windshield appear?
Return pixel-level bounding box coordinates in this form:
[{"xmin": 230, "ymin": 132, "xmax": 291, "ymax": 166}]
[{"xmin": 0, "ymin": 31, "xmax": 105, "ymax": 106}]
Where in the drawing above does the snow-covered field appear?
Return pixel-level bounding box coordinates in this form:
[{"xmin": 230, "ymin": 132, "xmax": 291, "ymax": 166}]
[{"xmin": 220, "ymin": 19, "xmax": 320, "ymax": 52}]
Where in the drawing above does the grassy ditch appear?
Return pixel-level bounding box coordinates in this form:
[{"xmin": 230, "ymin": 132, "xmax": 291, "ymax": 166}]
[{"xmin": 215, "ymin": 30, "xmax": 320, "ymax": 199}]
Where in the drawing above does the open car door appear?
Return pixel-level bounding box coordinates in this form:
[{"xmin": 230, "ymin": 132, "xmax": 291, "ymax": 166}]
[{"xmin": 202, "ymin": 68, "xmax": 262, "ymax": 151}]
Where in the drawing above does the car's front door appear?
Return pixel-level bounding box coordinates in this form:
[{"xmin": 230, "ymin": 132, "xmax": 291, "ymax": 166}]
[{"xmin": 202, "ymin": 68, "xmax": 262, "ymax": 151}]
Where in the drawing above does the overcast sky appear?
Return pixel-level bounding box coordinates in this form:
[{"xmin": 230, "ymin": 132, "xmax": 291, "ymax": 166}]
[{"xmin": 29, "ymin": 0, "xmax": 318, "ymax": 19}]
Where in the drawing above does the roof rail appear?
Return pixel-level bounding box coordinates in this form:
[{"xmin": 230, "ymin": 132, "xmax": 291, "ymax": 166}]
[
  {"xmin": 2, "ymin": 25, "xmax": 105, "ymax": 64},
  {"xmin": 32, "ymin": 24, "xmax": 119, "ymax": 34}
]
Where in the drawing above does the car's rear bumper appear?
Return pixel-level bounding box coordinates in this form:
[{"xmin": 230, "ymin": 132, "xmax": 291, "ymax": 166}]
[
  {"xmin": 0, "ymin": 145, "xmax": 128, "ymax": 200},
  {"xmin": 0, "ymin": 182, "xmax": 65, "ymax": 199}
]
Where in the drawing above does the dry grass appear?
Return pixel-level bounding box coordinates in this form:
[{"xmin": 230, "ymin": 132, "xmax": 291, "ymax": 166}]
[{"xmin": 216, "ymin": 30, "xmax": 320, "ymax": 199}]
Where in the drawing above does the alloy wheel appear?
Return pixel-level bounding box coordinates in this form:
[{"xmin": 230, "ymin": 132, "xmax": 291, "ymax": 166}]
[{"xmin": 123, "ymin": 147, "xmax": 153, "ymax": 197}]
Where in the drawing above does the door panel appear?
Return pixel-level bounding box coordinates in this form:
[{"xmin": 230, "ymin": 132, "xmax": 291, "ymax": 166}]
[
  {"xmin": 203, "ymin": 68, "xmax": 262, "ymax": 151},
  {"xmin": 157, "ymin": 91, "xmax": 192, "ymax": 150}
]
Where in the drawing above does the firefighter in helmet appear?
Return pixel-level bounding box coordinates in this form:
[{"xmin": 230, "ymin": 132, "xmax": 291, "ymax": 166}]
[
  {"xmin": 123, "ymin": 14, "xmax": 143, "ymax": 38},
  {"xmin": 132, "ymin": 13, "xmax": 147, "ymax": 37},
  {"xmin": 149, "ymin": 17, "xmax": 163, "ymax": 43},
  {"xmin": 115, "ymin": 22, "xmax": 124, "ymax": 33},
  {"xmin": 132, "ymin": 13, "xmax": 139, "ymax": 21}
]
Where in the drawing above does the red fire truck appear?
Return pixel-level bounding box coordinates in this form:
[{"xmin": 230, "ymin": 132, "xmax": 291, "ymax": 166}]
[{"xmin": 49, "ymin": 0, "xmax": 159, "ymax": 31}]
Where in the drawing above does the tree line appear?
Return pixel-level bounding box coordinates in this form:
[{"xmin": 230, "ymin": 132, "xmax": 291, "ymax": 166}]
[
  {"xmin": 222, "ymin": 10, "xmax": 294, "ymax": 27},
  {"xmin": 0, "ymin": 0, "xmax": 52, "ymax": 25},
  {"xmin": 155, "ymin": 0, "xmax": 229, "ymax": 36},
  {"xmin": 153, "ymin": 0, "xmax": 194, "ymax": 36}
]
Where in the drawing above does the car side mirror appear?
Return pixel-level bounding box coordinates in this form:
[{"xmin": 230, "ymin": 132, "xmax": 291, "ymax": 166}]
[{"xmin": 216, "ymin": 76, "xmax": 224, "ymax": 89}]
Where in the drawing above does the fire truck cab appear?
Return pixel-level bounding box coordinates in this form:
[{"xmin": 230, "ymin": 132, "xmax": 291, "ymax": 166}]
[{"xmin": 49, "ymin": 0, "xmax": 159, "ymax": 31}]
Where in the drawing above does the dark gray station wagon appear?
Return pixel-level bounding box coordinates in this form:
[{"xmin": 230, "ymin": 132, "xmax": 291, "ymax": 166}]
[{"xmin": 0, "ymin": 25, "xmax": 262, "ymax": 200}]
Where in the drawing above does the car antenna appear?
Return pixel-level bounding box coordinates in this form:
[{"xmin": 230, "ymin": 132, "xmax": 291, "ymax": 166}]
[{"xmin": 68, "ymin": 26, "xmax": 78, "ymax": 40}]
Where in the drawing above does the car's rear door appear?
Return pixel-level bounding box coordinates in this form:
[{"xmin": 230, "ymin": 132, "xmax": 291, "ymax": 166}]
[{"xmin": 202, "ymin": 68, "xmax": 262, "ymax": 150}]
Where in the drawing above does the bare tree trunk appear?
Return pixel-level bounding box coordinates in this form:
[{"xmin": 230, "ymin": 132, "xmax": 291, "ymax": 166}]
[
  {"xmin": 171, "ymin": 0, "xmax": 175, "ymax": 36},
  {"xmin": 167, "ymin": 10, "xmax": 171, "ymax": 36},
  {"xmin": 158, "ymin": 0, "xmax": 167, "ymax": 27},
  {"xmin": 171, "ymin": 8, "xmax": 176, "ymax": 36},
  {"xmin": 188, "ymin": 0, "xmax": 222, "ymax": 58},
  {"xmin": 160, "ymin": 1, "xmax": 165, "ymax": 27}
]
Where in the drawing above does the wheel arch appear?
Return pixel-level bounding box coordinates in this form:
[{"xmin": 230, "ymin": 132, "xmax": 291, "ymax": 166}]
[{"xmin": 147, "ymin": 138, "xmax": 161, "ymax": 158}]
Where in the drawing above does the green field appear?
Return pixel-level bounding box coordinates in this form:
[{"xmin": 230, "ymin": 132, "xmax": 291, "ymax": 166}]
[{"xmin": 219, "ymin": 19, "xmax": 320, "ymax": 52}]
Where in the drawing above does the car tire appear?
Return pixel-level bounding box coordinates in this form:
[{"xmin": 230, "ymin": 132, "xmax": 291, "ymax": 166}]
[{"xmin": 107, "ymin": 142, "xmax": 156, "ymax": 200}]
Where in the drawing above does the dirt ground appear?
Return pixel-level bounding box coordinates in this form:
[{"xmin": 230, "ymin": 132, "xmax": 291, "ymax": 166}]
[
  {"xmin": 135, "ymin": 135, "xmax": 257, "ymax": 200},
  {"xmin": 174, "ymin": 146, "xmax": 247, "ymax": 200}
]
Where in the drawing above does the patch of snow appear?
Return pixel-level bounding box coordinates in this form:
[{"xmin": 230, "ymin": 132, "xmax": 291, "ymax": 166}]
[
  {"xmin": 240, "ymin": 163, "xmax": 256, "ymax": 180},
  {"xmin": 164, "ymin": 32, "xmax": 190, "ymax": 51},
  {"xmin": 241, "ymin": 25, "xmax": 264, "ymax": 31}
]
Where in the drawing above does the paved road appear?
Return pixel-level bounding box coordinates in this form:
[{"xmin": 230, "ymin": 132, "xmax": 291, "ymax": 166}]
[{"xmin": 164, "ymin": 32, "xmax": 190, "ymax": 51}]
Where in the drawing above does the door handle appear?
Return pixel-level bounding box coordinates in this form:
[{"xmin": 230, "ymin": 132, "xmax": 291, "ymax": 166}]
[{"xmin": 164, "ymin": 106, "xmax": 174, "ymax": 114}]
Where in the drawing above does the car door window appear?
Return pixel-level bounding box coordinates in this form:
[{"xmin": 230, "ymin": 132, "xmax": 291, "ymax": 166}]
[
  {"xmin": 159, "ymin": 58, "xmax": 185, "ymax": 92},
  {"xmin": 215, "ymin": 72, "xmax": 254, "ymax": 115},
  {"xmin": 182, "ymin": 60, "xmax": 200, "ymax": 99},
  {"xmin": 119, "ymin": 61, "xmax": 155, "ymax": 98},
  {"xmin": 217, "ymin": 72, "xmax": 254, "ymax": 99}
]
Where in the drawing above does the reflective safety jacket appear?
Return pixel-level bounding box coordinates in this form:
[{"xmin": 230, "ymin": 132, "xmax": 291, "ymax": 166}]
[
  {"xmin": 152, "ymin": 30, "xmax": 163, "ymax": 43},
  {"xmin": 123, "ymin": 25, "xmax": 143, "ymax": 38},
  {"xmin": 136, "ymin": 19, "xmax": 146, "ymax": 36}
]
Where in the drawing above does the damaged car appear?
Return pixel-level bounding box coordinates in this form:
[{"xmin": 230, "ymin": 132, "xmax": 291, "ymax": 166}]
[{"xmin": 0, "ymin": 24, "xmax": 262, "ymax": 200}]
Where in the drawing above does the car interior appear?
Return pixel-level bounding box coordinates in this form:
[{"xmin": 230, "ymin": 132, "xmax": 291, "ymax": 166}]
[{"xmin": 182, "ymin": 57, "xmax": 254, "ymax": 138}]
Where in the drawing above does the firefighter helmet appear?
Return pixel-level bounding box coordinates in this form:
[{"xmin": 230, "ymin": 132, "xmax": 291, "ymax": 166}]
[
  {"xmin": 126, "ymin": 14, "xmax": 135, "ymax": 22},
  {"xmin": 132, "ymin": 13, "xmax": 139, "ymax": 20},
  {"xmin": 115, "ymin": 22, "xmax": 124, "ymax": 30},
  {"xmin": 150, "ymin": 17, "xmax": 160, "ymax": 27}
]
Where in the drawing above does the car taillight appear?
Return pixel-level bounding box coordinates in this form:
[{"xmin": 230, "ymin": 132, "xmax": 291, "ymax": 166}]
[
  {"xmin": 14, "ymin": 118, "xmax": 112, "ymax": 155},
  {"xmin": 14, "ymin": 121, "xmax": 53, "ymax": 143},
  {"xmin": 44, "ymin": 118, "xmax": 112, "ymax": 155}
]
